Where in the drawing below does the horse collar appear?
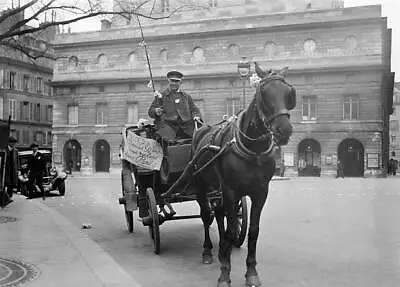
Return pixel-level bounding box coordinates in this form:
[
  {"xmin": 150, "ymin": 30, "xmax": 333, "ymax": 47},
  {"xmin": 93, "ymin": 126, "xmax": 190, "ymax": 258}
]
[{"xmin": 230, "ymin": 111, "xmax": 276, "ymax": 165}]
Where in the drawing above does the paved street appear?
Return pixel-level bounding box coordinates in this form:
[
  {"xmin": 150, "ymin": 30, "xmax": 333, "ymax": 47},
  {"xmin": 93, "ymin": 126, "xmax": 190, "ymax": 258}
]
[{"xmin": 39, "ymin": 176, "xmax": 400, "ymax": 287}]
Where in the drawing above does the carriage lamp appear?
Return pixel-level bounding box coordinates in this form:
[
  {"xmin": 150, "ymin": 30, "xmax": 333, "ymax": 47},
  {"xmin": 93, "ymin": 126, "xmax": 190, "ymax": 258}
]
[{"xmin": 237, "ymin": 56, "xmax": 251, "ymax": 109}]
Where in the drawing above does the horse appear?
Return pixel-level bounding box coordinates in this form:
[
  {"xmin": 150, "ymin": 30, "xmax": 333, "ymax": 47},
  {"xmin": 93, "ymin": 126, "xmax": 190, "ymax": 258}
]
[{"xmin": 192, "ymin": 62, "xmax": 296, "ymax": 287}]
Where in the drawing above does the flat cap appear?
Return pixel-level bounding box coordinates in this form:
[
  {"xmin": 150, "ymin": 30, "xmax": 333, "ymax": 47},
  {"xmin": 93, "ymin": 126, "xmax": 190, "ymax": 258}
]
[
  {"xmin": 167, "ymin": 70, "xmax": 183, "ymax": 80},
  {"xmin": 30, "ymin": 142, "xmax": 39, "ymax": 148},
  {"xmin": 8, "ymin": 136, "xmax": 18, "ymax": 143}
]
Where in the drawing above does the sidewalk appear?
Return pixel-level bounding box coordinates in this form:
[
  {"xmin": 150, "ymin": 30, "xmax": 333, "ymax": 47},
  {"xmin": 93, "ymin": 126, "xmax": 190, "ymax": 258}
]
[{"xmin": 0, "ymin": 195, "xmax": 142, "ymax": 287}]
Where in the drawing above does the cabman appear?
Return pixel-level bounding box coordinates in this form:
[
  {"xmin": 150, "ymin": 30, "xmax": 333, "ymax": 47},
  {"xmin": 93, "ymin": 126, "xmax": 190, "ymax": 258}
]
[{"xmin": 148, "ymin": 70, "xmax": 202, "ymax": 141}]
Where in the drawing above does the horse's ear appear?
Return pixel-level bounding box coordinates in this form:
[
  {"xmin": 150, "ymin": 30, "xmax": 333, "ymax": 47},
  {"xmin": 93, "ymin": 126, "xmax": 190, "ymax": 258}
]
[
  {"xmin": 254, "ymin": 62, "xmax": 267, "ymax": 78},
  {"xmin": 278, "ymin": 66, "xmax": 289, "ymax": 77}
]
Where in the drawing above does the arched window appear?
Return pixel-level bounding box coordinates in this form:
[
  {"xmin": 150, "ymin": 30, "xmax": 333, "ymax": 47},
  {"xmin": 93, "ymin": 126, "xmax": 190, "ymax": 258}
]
[
  {"xmin": 344, "ymin": 36, "xmax": 358, "ymax": 53},
  {"xmin": 264, "ymin": 42, "xmax": 277, "ymax": 59},
  {"xmin": 303, "ymin": 39, "xmax": 316, "ymax": 55},
  {"xmin": 191, "ymin": 47, "xmax": 205, "ymax": 63},
  {"xmin": 69, "ymin": 56, "xmax": 79, "ymax": 67},
  {"xmin": 228, "ymin": 44, "xmax": 239, "ymax": 58},
  {"xmin": 128, "ymin": 52, "xmax": 136, "ymax": 66},
  {"xmin": 160, "ymin": 49, "xmax": 168, "ymax": 63},
  {"xmin": 97, "ymin": 54, "xmax": 107, "ymax": 68}
]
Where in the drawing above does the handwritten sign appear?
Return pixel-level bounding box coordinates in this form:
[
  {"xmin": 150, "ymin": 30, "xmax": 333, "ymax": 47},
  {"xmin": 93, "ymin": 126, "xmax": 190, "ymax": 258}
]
[{"xmin": 123, "ymin": 129, "xmax": 163, "ymax": 170}]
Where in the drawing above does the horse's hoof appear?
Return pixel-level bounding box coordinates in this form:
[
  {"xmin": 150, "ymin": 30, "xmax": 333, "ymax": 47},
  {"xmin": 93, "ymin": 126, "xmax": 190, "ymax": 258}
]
[
  {"xmin": 217, "ymin": 279, "xmax": 231, "ymax": 287},
  {"xmin": 202, "ymin": 253, "xmax": 213, "ymax": 264},
  {"xmin": 246, "ymin": 274, "xmax": 261, "ymax": 287}
]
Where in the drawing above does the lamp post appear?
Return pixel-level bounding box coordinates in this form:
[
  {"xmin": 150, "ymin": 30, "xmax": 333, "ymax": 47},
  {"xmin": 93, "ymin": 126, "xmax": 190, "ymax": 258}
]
[
  {"xmin": 237, "ymin": 56, "xmax": 251, "ymax": 109},
  {"xmin": 372, "ymin": 131, "xmax": 383, "ymax": 173}
]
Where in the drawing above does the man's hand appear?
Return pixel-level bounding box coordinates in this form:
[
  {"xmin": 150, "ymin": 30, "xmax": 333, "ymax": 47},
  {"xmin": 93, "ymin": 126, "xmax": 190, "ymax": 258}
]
[
  {"xmin": 155, "ymin": 108, "xmax": 163, "ymax": 117},
  {"xmin": 193, "ymin": 116, "xmax": 201, "ymax": 122}
]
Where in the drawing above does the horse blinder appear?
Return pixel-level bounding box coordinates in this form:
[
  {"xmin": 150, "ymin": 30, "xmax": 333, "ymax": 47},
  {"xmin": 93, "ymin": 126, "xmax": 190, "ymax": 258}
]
[{"xmin": 286, "ymin": 86, "xmax": 296, "ymax": 110}]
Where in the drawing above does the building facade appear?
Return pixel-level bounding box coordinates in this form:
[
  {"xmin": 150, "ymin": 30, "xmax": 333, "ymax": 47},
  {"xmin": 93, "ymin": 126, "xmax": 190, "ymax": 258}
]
[
  {"xmin": 389, "ymin": 83, "xmax": 400, "ymax": 162},
  {"xmin": 0, "ymin": 11, "xmax": 55, "ymax": 151},
  {"xmin": 51, "ymin": 1, "xmax": 394, "ymax": 177}
]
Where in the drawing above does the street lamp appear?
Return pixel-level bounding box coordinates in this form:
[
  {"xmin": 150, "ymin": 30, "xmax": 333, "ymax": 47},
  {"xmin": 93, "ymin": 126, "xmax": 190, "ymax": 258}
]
[
  {"xmin": 237, "ymin": 56, "xmax": 251, "ymax": 109},
  {"xmin": 372, "ymin": 131, "xmax": 382, "ymax": 170}
]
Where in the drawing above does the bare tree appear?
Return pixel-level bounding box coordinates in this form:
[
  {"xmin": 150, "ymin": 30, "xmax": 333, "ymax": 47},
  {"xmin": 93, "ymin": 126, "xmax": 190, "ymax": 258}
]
[{"xmin": 0, "ymin": 0, "xmax": 206, "ymax": 60}]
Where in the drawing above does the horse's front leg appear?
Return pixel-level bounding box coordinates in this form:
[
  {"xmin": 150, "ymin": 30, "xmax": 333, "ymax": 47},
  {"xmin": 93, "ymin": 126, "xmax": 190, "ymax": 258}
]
[
  {"xmin": 217, "ymin": 190, "xmax": 238, "ymax": 287},
  {"xmin": 196, "ymin": 184, "xmax": 214, "ymax": 264},
  {"xmin": 245, "ymin": 186, "xmax": 268, "ymax": 287}
]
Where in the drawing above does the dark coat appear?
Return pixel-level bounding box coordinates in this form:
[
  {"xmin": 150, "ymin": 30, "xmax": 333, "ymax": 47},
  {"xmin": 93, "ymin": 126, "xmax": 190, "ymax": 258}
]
[
  {"xmin": 4, "ymin": 146, "xmax": 19, "ymax": 186},
  {"xmin": 148, "ymin": 88, "xmax": 202, "ymax": 140},
  {"xmin": 148, "ymin": 88, "xmax": 201, "ymax": 122},
  {"xmin": 27, "ymin": 152, "xmax": 46, "ymax": 177}
]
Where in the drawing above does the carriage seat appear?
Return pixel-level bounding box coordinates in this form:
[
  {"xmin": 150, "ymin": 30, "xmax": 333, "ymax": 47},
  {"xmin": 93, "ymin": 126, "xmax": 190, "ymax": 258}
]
[{"xmin": 160, "ymin": 141, "xmax": 192, "ymax": 184}]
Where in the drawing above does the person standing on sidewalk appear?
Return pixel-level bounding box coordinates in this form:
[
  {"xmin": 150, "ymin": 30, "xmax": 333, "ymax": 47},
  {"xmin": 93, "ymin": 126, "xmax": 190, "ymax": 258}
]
[
  {"xmin": 4, "ymin": 136, "xmax": 19, "ymax": 203},
  {"xmin": 27, "ymin": 142, "xmax": 46, "ymax": 199},
  {"xmin": 336, "ymin": 160, "xmax": 345, "ymax": 178}
]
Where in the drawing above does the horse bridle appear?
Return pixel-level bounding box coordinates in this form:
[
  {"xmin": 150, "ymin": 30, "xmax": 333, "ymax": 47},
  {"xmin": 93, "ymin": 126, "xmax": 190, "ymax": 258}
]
[{"xmin": 255, "ymin": 75, "xmax": 292, "ymax": 129}]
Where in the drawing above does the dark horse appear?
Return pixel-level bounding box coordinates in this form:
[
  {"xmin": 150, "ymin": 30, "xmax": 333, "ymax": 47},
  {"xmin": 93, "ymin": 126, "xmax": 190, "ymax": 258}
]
[{"xmin": 192, "ymin": 63, "xmax": 296, "ymax": 287}]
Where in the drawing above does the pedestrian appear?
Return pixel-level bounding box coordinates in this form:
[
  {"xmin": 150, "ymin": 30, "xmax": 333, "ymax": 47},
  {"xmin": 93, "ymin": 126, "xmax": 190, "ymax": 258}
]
[
  {"xmin": 280, "ymin": 159, "xmax": 285, "ymax": 177},
  {"xmin": 388, "ymin": 157, "xmax": 398, "ymax": 176},
  {"xmin": 148, "ymin": 70, "xmax": 202, "ymax": 141},
  {"xmin": 336, "ymin": 159, "xmax": 344, "ymax": 178},
  {"xmin": 3, "ymin": 136, "xmax": 19, "ymax": 204},
  {"xmin": 27, "ymin": 142, "xmax": 46, "ymax": 199}
]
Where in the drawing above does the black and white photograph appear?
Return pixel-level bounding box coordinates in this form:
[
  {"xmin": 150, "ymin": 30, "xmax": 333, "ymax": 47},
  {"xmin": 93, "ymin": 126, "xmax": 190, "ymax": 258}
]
[{"xmin": 0, "ymin": 0, "xmax": 399, "ymax": 286}]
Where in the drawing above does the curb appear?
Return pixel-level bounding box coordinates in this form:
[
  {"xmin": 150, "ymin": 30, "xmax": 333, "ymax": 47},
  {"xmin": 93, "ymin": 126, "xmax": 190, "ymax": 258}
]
[
  {"xmin": 271, "ymin": 177, "xmax": 290, "ymax": 181},
  {"xmin": 30, "ymin": 199, "xmax": 142, "ymax": 287}
]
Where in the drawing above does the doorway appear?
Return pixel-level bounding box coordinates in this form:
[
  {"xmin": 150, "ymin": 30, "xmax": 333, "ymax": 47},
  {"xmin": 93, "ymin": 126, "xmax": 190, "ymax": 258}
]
[
  {"xmin": 94, "ymin": 139, "xmax": 110, "ymax": 172},
  {"xmin": 338, "ymin": 139, "xmax": 364, "ymax": 177},
  {"xmin": 64, "ymin": 140, "xmax": 82, "ymax": 172},
  {"xmin": 298, "ymin": 138, "xmax": 321, "ymax": 177}
]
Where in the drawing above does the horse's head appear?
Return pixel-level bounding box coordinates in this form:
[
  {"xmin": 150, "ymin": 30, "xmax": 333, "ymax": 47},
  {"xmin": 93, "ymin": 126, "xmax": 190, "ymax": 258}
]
[{"xmin": 253, "ymin": 62, "xmax": 296, "ymax": 145}]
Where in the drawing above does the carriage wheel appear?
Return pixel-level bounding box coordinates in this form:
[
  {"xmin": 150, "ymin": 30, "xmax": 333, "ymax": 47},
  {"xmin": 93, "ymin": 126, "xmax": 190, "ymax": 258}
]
[
  {"xmin": 233, "ymin": 196, "xmax": 248, "ymax": 248},
  {"xmin": 146, "ymin": 187, "xmax": 160, "ymax": 254},
  {"xmin": 121, "ymin": 171, "xmax": 134, "ymax": 233}
]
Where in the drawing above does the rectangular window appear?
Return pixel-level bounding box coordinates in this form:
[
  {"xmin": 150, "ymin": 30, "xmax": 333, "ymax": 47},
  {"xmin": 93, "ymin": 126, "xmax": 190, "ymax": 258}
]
[
  {"xmin": 67, "ymin": 105, "xmax": 79, "ymax": 125},
  {"xmin": 9, "ymin": 71, "xmax": 16, "ymax": 89},
  {"xmin": 96, "ymin": 103, "xmax": 107, "ymax": 125},
  {"xmin": 302, "ymin": 96, "xmax": 317, "ymax": 121},
  {"xmin": 226, "ymin": 98, "xmax": 241, "ymax": 117},
  {"xmin": 390, "ymin": 119, "xmax": 399, "ymax": 131},
  {"xmin": 70, "ymin": 86, "xmax": 76, "ymax": 94},
  {"xmin": 128, "ymin": 82, "xmax": 135, "ymax": 91},
  {"xmin": 23, "ymin": 75, "xmax": 29, "ymax": 91},
  {"xmin": 29, "ymin": 103, "xmax": 34, "ymax": 121},
  {"xmin": 46, "ymin": 80, "xmax": 52, "ymax": 96},
  {"xmin": 36, "ymin": 77, "xmax": 43, "ymax": 93},
  {"xmin": 343, "ymin": 95, "xmax": 359, "ymax": 120},
  {"xmin": 161, "ymin": 0, "xmax": 169, "ymax": 12},
  {"xmin": 35, "ymin": 103, "xmax": 41, "ymax": 121},
  {"xmin": 0, "ymin": 69, "xmax": 3, "ymax": 88},
  {"xmin": 8, "ymin": 99, "xmax": 16, "ymax": 120},
  {"xmin": 47, "ymin": 131, "xmax": 52, "ymax": 145},
  {"xmin": 127, "ymin": 102, "xmax": 138, "ymax": 125},
  {"xmin": 391, "ymin": 135, "xmax": 396, "ymax": 145},
  {"xmin": 47, "ymin": 105, "xmax": 53, "ymax": 122},
  {"xmin": 34, "ymin": 131, "xmax": 43, "ymax": 145},
  {"xmin": 22, "ymin": 130, "xmax": 29, "ymax": 145},
  {"xmin": 43, "ymin": 132, "xmax": 48, "ymax": 146},
  {"xmin": 99, "ymin": 85, "xmax": 105, "ymax": 93},
  {"xmin": 0, "ymin": 97, "xmax": 3, "ymax": 120},
  {"xmin": 10, "ymin": 129, "xmax": 18, "ymax": 142},
  {"xmin": 209, "ymin": 0, "xmax": 217, "ymax": 8}
]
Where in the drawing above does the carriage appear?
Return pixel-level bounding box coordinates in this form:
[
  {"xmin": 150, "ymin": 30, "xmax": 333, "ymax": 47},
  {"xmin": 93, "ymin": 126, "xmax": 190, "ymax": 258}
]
[{"xmin": 118, "ymin": 121, "xmax": 249, "ymax": 254}]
